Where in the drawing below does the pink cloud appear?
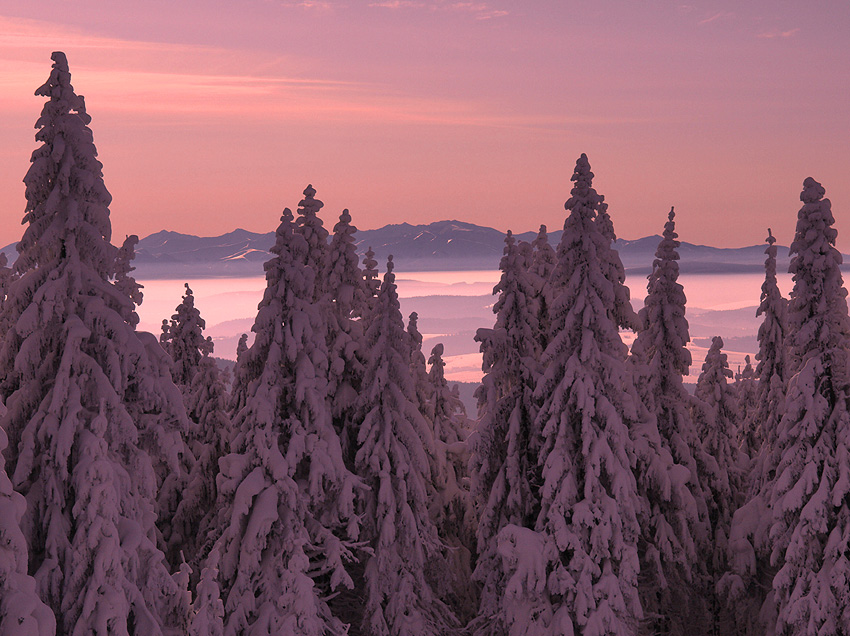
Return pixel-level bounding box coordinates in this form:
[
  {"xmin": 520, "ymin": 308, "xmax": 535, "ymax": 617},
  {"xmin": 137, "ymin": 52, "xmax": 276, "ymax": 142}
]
[
  {"xmin": 699, "ymin": 11, "xmax": 734, "ymax": 25},
  {"xmin": 368, "ymin": 0, "xmax": 507, "ymax": 19},
  {"xmin": 757, "ymin": 28, "xmax": 800, "ymax": 39}
]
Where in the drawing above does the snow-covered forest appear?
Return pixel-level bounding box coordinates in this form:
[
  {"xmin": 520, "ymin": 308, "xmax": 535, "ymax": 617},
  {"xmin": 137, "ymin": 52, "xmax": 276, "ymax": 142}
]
[{"xmin": 2, "ymin": 52, "xmax": 849, "ymax": 636}]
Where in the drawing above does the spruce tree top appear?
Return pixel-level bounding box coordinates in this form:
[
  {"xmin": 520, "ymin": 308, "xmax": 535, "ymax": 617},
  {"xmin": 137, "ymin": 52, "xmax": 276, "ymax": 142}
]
[
  {"xmin": 18, "ymin": 51, "xmax": 113, "ymax": 279},
  {"xmin": 787, "ymin": 177, "xmax": 850, "ymax": 372}
]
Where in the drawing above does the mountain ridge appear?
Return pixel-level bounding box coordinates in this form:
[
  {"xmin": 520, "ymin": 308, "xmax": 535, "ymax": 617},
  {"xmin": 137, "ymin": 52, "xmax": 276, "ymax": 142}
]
[{"xmin": 1, "ymin": 219, "xmax": 805, "ymax": 277}]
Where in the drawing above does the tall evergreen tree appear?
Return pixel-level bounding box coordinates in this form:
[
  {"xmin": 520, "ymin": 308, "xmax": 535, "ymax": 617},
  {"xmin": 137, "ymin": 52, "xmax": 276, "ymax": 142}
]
[
  {"xmin": 470, "ymin": 232, "xmax": 542, "ymax": 636},
  {"xmin": 427, "ymin": 342, "xmax": 475, "ymax": 623},
  {"xmin": 513, "ymin": 154, "xmax": 668, "ymax": 635},
  {"xmin": 761, "ymin": 178, "xmax": 850, "ymax": 636},
  {"xmin": 592, "ymin": 193, "xmax": 640, "ymax": 332},
  {"xmin": 751, "ymin": 229, "xmax": 789, "ymax": 477},
  {"xmin": 721, "ymin": 229, "xmax": 790, "ymax": 636},
  {"xmin": 691, "ymin": 336, "xmax": 744, "ymax": 635},
  {"xmin": 0, "ymin": 51, "xmax": 186, "ymax": 635},
  {"xmin": 229, "ymin": 333, "xmax": 250, "ymax": 414},
  {"xmin": 529, "ymin": 225, "xmax": 557, "ymax": 351},
  {"xmin": 354, "ymin": 255, "xmax": 457, "ymax": 636},
  {"xmin": 408, "ymin": 311, "xmax": 433, "ymax": 424},
  {"xmin": 735, "ymin": 356, "xmax": 758, "ymax": 456},
  {"xmin": 326, "ymin": 209, "xmax": 368, "ymax": 464},
  {"xmin": 211, "ymin": 208, "xmax": 358, "ymax": 636},
  {"xmin": 628, "ymin": 208, "xmax": 709, "ymax": 635},
  {"xmin": 161, "ymin": 283, "xmax": 213, "ymax": 388},
  {"xmin": 171, "ymin": 345, "xmax": 234, "ymax": 570}
]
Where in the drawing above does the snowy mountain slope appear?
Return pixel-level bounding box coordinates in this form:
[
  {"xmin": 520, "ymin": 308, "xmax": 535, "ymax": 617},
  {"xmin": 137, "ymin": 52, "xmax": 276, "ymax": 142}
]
[{"xmin": 0, "ymin": 219, "xmax": 804, "ymax": 276}]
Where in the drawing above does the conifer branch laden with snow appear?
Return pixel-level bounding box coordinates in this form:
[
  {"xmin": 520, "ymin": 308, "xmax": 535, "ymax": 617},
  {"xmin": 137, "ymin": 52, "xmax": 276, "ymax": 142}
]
[{"xmin": 0, "ymin": 416, "xmax": 56, "ymax": 636}]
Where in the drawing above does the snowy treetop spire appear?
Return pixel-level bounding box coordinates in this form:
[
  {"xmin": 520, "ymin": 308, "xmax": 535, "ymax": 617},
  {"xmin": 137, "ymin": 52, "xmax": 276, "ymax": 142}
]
[
  {"xmin": 16, "ymin": 51, "xmax": 113, "ymax": 279},
  {"xmin": 34, "ymin": 51, "xmax": 89, "ymax": 124},
  {"xmin": 298, "ymin": 183, "xmax": 323, "ymax": 216},
  {"xmin": 801, "ymin": 176, "xmax": 826, "ymax": 203},
  {"xmin": 566, "ymin": 152, "xmax": 596, "ymax": 206}
]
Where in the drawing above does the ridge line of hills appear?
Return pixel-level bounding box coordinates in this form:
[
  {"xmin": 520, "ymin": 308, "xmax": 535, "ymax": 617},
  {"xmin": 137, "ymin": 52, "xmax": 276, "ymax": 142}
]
[{"xmin": 0, "ymin": 219, "xmax": 815, "ymax": 277}]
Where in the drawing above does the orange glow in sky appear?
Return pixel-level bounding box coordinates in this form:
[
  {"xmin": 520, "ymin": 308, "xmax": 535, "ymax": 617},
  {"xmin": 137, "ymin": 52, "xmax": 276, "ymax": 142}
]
[{"xmin": 0, "ymin": 2, "xmax": 848, "ymax": 249}]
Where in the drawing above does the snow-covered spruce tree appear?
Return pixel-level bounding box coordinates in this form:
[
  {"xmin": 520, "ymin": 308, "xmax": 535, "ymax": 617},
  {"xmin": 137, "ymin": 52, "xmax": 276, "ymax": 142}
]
[
  {"xmin": 690, "ymin": 336, "xmax": 745, "ymax": 634},
  {"xmin": 211, "ymin": 208, "xmax": 358, "ymax": 636},
  {"xmin": 529, "ymin": 225, "xmax": 557, "ymax": 351},
  {"xmin": 721, "ymin": 229, "xmax": 790, "ymax": 636},
  {"xmin": 170, "ymin": 344, "xmax": 234, "ymax": 571},
  {"xmin": 427, "ymin": 341, "xmax": 476, "ymax": 621},
  {"xmin": 354, "ymin": 255, "xmax": 457, "ymax": 636},
  {"xmin": 750, "ymin": 229, "xmax": 789, "ymax": 480},
  {"xmin": 520, "ymin": 154, "xmax": 673, "ymax": 636},
  {"xmin": 627, "ymin": 207, "xmax": 710, "ymax": 635},
  {"xmin": 228, "ymin": 332, "xmax": 250, "ymax": 414},
  {"xmin": 0, "ymin": 51, "xmax": 187, "ymax": 635},
  {"xmin": 114, "ymin": 234, "xmax": 143, "ymax": 313},
  {"xmin": 408, "ymin": 311, "xmax": 433, "ymax": 424},
  {"xmin": 428, "ymin": 342, "xmax": 470, "ymax": 498},
  {"xmin": 161, "ymin": 283, "xmax": 213, "ymax": 389},
  {"xmin": 360, "ymin": 246, "xmax": 381, "ymax": 317},
  {"xmin": 758, "ymin": 178, "xmax": 850, "ymax": 636},
  {"xmin": 326, "ymin": 209, "xmax": 368, "ymax": 464},
  {"xmin": 189, "ymin": 547, "xmax": 225, "ymax": 636},
  {"xmin": 469, "ymin": 232, "xmax": 543, "ymax": 636},
  {"xmin": 294, "ymin": 184, "xmax": 330, "ymax": 301},
  {"xmin": 0, "ymin": 415, "xmax": 56, "ymax": 636},
  {"xmin": 735, "ymin": 355, "xmax": 758, "ymax": 456},
  {"xmin": 590, "ymin": 191, "xmax": 640, "ymax": 332}
]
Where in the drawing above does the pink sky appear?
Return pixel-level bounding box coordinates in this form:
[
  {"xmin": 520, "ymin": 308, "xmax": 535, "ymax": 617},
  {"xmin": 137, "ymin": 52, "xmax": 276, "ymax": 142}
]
[{"xmin": 0, "ymin": 1, "xmax": 848, "ymax": 249}]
